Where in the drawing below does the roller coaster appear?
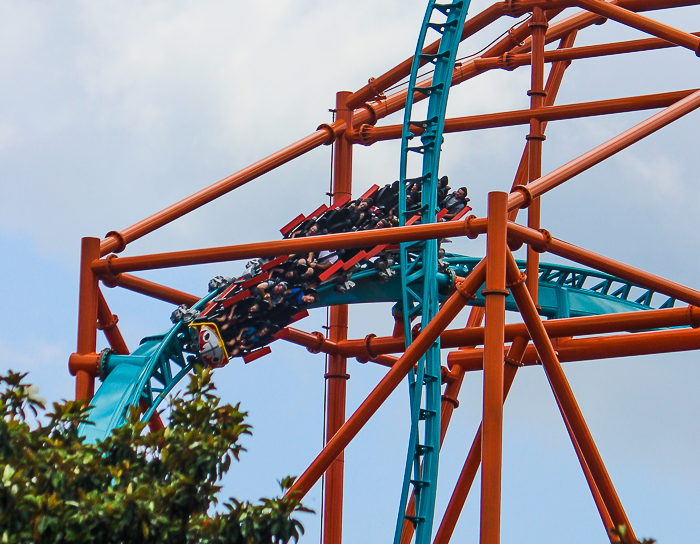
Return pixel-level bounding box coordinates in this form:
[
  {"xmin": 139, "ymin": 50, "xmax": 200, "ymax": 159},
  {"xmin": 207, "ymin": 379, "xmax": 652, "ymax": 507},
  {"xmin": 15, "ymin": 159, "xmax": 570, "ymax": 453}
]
[{"xmin": 68, "ymin": 1, "xmax": 700, "ymax": 543}]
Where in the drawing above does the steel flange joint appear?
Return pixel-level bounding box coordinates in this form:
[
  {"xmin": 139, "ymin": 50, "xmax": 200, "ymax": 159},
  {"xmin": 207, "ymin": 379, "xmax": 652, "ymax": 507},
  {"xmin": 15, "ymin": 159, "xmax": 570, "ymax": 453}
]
[
  {"xmin": 465, "ymin": 215, "xmax": 480, "ymax": 239},
  {"xmin": 364, "ymin": 333, "xmax": 379, "ymax": 360},
  {"xmin": 688, "ymin": 306, "xmax": 700, "ymax": 328},
  {"xmin": 511, "ymin": 184, "xmax": 533, "ymax": 208},
  {"xmin": 357, "ymin": 124, "xmax": 375, "ymax": 146},
  {"xmin": 503, "ymin": 0, "xmax": 525, "ymax": 18},
  {"xmin": 532, "ymin": 228, "xmax": 552, "ymax": 253},
  {"xmin": 104, "ymin": 230, "xmax": 126, "ymax": 254},
  {"xmin": 317, "ymin": 122, "xmax": 340, "ymax": 146},
  {"xmin": 68, "ymin": 349, "xmax": 109, "ymax": 377},
  {"xmin": 441, "ymin": 393, "xmax": 459, "ymax": 408},
  {"xmin": 455, "ymin": 278, "xmax": 478, "ymax": 301},
  {"xmin": 97, "ymin": 313, "xmax": 119, "ymax": 331},
  {"xmin": 324, "ymin": 371, "xmax": 350, "ymax": 380},
  {"xmin": 306, "ymin": 331, "xmax": 326, "ymax": 354},
  {"xmin": 481, "ymin": 288, "xmax": 510, "ymax": 297},
  {"xmin": 358, "ymin": 102, "xmax": 379, "ymax": 126},
  {"xmin": 507, "ymin": 271, "xmax": 527, "ymax": 288},
  {"xmin": 99, "ymin": 254, "xmax": 122, "ymax": 286}
]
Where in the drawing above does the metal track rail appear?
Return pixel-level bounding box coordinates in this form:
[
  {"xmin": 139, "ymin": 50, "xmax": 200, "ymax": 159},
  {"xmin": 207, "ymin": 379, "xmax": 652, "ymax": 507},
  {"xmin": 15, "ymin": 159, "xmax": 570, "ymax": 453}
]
[
  {"xmin": 78, "ymin": 290, "xmax": 218, "ymax": 442},
  {"xmin": 79, "ymin": 253, "xmax": 672, "ymax": 445},
  {"xmin": 396, "ymin": 2, "xmax": 471, "ymax": 542},
  {"xmin": 315, "ymin": 255, "xmax": 674, "ymax": 317}
]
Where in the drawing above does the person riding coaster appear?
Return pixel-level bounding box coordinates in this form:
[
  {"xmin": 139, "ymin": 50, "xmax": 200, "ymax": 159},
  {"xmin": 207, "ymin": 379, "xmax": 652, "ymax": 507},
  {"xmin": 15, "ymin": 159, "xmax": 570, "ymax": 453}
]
[{"xmin": 183, "ymin": 177, "xmax": 470, "ymax": 367}]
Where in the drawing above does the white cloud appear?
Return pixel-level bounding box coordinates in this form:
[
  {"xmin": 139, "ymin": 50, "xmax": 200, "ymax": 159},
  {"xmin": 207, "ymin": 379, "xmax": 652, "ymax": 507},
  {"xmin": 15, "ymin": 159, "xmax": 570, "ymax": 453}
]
[
  {"xmin": 0, "ymin": 122, "xmax": 15, "ymax": 153},
  {"xmin": 0, "ymin": 338, "xmax": 63, "ymax": 371},
  {"xmin": 616, "ymin": 151, "xmax": 684, "ymax": 198},
  {"xmin": 0, "ymin": 337, "xmax": 74, "ymax": 405}
]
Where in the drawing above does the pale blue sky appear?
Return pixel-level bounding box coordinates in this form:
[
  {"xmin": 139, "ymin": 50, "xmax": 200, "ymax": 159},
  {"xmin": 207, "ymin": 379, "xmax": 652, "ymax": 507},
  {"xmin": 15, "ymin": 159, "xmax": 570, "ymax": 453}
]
[{"xmin": 1, "ymin": 1, "xmax": 700, "ymax": 542}]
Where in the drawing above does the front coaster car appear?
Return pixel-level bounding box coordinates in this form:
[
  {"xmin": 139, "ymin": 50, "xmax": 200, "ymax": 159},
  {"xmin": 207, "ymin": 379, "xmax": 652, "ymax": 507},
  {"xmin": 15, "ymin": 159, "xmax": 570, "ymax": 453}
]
[{"xmin": 189, "ymin": 322, "xmax": 229, "ymax": 368}]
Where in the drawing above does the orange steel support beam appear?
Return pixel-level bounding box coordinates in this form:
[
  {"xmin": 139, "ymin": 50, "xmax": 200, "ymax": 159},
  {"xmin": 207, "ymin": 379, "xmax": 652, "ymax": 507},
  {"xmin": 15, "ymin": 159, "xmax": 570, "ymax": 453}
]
[
  {"xmin": 351, "ymin": 89, "xmax": 698, "ymax": 144},
  {"xmin": 90, "ymin": 0, "xmax": 697, "ymax": 264},
  {"xmin": 524, "ymin": 0, "xmax": 689, "ymax": 53},
  {"xmin": 449, "ymin": 324, "xmax": 700, "ymax": 370},
  {"xmin": 450, "ymin": 305, "xmax": 700, "ymax": 343},
  {"xmin": 434, "ymin": 337, "xmax": 527, "ymax": 544},
  {"xmin": 280, "ymin": 327, "xmax": 340, "ymax": 354},
  {"xmin": 501, "ymin": 31, "xmax": 700, "ymax": 70},
  {"xmin": 288, "ymin": 261, "xmax": 487, "ymax": 499},
  {"xmin": 515, "ymin": 33, "xmax": 700, "ymax": 65},
  {"xmin": 277, "ymin": 327, "xmax": 396, "ymax": 367},
  {"xmin": 614, "ymin": 0, "xmax": 700, "ymax": 9},
  {"xmin": 508, "ymin": 88, "xmax": 700, "ymax": 211},
  {"xmin": 99, "ymin": 122, "xmax": 343, "ymax": 256},
  {"xmin": 104, "ymin": 272, "xmax": 200, "ymax": 307},
  {"xmin": 575, "ymin": 0, "xmax": 700, "ymax": 55},
  {"xmin": 554, "ymin": 394, "xmax": 615, "ymax": 539},
  {"xmin": 358, "ymin": 354, "xmax": 398, "ymax": 368},
  {"xmin": 92, "ymin": 218, "xmax": 487, "ymax": 275},
  {"xmin": 526, "ymin": 7, "xmax": 548, "ymax": 303},
  {"xmin": 323, "ymin": 91, "xmax": 353, "ymax": 544},
  {"xmin": 507, "ymin": 222, "xmax": 700, "ymax": 308},
  {"xmin": 279, "ymin": 329, "xmax": 400, "ymax": 369},
  {"xmin": 399, "ymin": 307, "xmax": 486, "ymax": 544},
  {"xmin": 278, "ymin": 327, "xmax": 340, "ymax": 355},
  {"xmin": 97, "ymin": 289, "xmax": 129, "ymax": 355},
  {"xmin": 336, "ymin": 305, "xmax": 700, "ymax": 358},
  {"xmin": 517, "ymin": 0, "xmax": 700, "ymax": 53},
  {"xmin": 351, "ymin": 28, "xmax": 700, "ymax": 144},
  {"xmin": 455, "ymin": 89, "xmax": 694, "ymax": 130},
  {"xmin": 518, "ymin": 5, "xmax": 612, "ymax": 54},
  {"xmin": 480, "ymin": 192, "xmax": 509, "ymax": 544},
  {"xmin": 280, "ymin": 330, "xmax": 398, "ymax": 369},
  {"xmin": 505, "ymin": 252, "xmax": 636, "ymax": 540},
  {"xmin": 72, "ymin": 3, "xmax": 700, "ymax": 537},
  {"xmin": 75, "ymin": 237, "xmax": 101, "ymax": 400}
]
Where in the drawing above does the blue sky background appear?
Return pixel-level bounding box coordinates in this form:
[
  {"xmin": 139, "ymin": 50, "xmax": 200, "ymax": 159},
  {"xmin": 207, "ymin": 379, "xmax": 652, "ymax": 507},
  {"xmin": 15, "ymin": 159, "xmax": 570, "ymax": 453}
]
[{"xmin": 1, "ymin": 1, "xmax": 700, "ymax": 542}]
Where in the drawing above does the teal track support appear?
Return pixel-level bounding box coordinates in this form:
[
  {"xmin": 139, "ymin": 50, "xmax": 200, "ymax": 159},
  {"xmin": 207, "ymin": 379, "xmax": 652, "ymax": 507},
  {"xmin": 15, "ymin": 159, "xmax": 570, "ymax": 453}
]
[
  {"xmin": 81, "ymin": 255, "xmax": 670, "ymax": 442},
  {"xmin": 80, "ymin": 254, "xmax": 675, "ymax": 442},
  {"xmin": 396, "ymin": 2, "xmax": 471, "ymax": 543},
  {"xmin": 78, "ymin": 290, "xmax": 218, "ymax": 443}
]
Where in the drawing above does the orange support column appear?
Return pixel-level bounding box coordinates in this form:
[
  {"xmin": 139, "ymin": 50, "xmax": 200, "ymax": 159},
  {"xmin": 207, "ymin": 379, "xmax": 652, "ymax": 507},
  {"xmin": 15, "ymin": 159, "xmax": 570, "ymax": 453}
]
[
  {"xmin": 509, "ymin": 30, "xmax": 576, "ymax": 229},
  {"xmin": 323, "ymin": 91, "xmax": 353, "ymax": 544},
  {"xmin": 480, "ymin": 192, "xmax": 509, "ymax": 544},
  {"xmin": 75, "ymin": 237, "xmax": 100, "ymax": 400},
  {"xmin": 525, "ymin": 6, "xmax": 548, "ymax": 302},
  {"xmin": 324, "ymin": 308, "xmax": 348, "ymax": 544}
]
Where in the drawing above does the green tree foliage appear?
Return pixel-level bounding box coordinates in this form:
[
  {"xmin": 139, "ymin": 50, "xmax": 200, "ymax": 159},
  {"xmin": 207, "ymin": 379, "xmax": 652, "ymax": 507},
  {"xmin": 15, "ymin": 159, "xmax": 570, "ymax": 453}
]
[
  {"xmin": 0, "ymin": 368, "xmax": 309, "ymax": 543},
  {"xmin": 610, "ymin": 525, "xmax": 656, "ymax": 544}
]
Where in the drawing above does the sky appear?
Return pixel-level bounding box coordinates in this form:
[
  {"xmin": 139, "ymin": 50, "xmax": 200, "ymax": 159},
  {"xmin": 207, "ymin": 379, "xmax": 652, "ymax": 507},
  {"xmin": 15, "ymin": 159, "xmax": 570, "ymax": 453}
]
[{"xmin": 1, "ymin": 1, "xmax": 700, "ymax": 542}]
